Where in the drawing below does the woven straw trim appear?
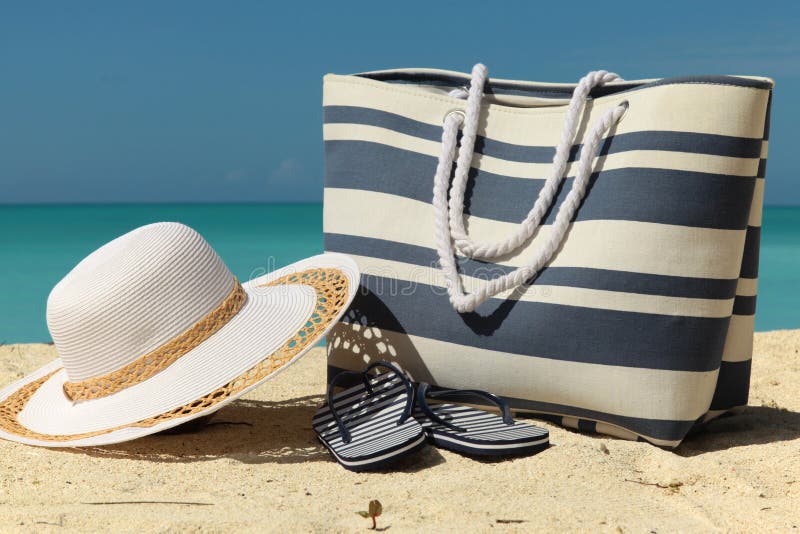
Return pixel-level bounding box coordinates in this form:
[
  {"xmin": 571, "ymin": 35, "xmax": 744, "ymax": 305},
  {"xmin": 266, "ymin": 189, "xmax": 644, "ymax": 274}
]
[
  {"xmin": 62, "ymin": 277, "xmax": 247, "ymax": 401},
  {"xmin": 0, "ymin": 268, "xmax": 349, "ymax": 443}
]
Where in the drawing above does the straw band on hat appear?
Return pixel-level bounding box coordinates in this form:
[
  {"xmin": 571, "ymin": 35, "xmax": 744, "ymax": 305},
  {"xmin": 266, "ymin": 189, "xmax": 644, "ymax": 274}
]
[
  {"xmin": 61, "ymin": 278, "xmax": 247, "ymax": 401},
  {"xmin": 0, "ymin": 222, "xmax": 359, "ymax": 447}
]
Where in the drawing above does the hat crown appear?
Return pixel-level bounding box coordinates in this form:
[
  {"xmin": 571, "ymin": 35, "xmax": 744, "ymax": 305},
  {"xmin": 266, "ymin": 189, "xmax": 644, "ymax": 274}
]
[{"xmin": 47, "ymin": 222, "xmax": 234, "ymax": 382}]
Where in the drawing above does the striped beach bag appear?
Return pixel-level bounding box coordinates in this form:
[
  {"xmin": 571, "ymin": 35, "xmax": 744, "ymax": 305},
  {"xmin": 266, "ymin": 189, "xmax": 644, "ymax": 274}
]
[{"xmin": 322, "ymin": 64, "xmax": 773, "ymax": 447}]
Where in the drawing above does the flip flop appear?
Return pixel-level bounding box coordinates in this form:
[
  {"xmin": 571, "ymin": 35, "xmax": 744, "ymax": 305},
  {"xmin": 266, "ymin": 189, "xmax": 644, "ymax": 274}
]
[
  {"xmin": 414, "ymin": 383, "xmax": 549, "ymax": 457},
  {"xmin": 312, "ymin": 362, "xmax": 427, "ymax": 471}
]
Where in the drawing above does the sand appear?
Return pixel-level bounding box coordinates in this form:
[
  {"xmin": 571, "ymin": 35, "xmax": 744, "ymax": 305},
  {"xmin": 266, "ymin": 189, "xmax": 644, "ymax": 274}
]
[{"xmin": 0, "ymin": 331, "xmax": 798, "ymax": 533}]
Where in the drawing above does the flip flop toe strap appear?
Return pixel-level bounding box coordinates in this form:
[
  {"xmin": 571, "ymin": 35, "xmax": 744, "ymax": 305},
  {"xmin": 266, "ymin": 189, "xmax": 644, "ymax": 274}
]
[
  {"xmin": 327, "ymin": 361, "xmax": 414, "ymax": 444},
  {"xmin": 417, "ymin": 383, "xmax": 514, "ymax": 433}
]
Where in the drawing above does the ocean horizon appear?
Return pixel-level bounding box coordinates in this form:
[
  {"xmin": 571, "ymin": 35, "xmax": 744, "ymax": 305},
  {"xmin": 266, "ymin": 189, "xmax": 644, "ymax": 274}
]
[{"xmin": 0, "ymin": 203, "xmax": 798, "ymax": 343}]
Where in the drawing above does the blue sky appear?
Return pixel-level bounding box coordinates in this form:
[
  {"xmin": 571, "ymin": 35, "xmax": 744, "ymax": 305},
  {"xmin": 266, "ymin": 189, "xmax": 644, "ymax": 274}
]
[{"xmin": 1, "ymin": 1, "xmax": 798, "ymax": 204}]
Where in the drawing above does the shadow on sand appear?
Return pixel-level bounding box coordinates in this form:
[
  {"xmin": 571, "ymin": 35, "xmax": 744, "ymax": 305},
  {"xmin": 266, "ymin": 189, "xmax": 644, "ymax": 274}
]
[
  {"xmin": 67, "ymin": 395, "xmax": 447, "ymax": 471},
  {"xmin": 68, "ymin": 395, "xmax": 329, "ymax": 465},
  {"xmin": 676, "ymin": 405, "xmax": 800, "ymax": 456}
]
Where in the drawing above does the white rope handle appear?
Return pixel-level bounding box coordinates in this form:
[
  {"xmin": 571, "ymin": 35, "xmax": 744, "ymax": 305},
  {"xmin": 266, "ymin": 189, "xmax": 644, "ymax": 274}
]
[{"xmin": 433, "ymin": 63, "xmax": 628, "ymax": 313}]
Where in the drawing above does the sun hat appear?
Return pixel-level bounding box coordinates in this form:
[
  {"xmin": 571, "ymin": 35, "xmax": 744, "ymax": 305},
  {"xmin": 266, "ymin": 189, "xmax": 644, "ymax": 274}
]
[{"xmin": 0, "ymin": 222, "xmax": 359, "ymax": 447}]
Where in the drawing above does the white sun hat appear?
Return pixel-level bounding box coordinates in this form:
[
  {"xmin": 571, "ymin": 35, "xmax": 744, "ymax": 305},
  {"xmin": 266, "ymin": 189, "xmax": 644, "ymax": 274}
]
[{"xmin": 0, "ymin": 222, "xmax": 359, "ymax": 447}]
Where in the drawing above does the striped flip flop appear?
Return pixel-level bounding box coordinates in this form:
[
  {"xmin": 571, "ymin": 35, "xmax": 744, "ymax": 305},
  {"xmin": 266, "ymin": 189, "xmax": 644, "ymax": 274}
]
[
  {"xmin": 414, "ymin": 383, "xmax": 549, "ymax": 457},
  {"xmin": 312, "ymin": 362, "xmax": 427, "ymax": 471}
]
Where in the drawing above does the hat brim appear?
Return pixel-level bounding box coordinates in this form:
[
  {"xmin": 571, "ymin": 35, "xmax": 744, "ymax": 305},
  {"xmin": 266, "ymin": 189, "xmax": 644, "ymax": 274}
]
[{"xmin": 0, "ymin": 253, "xmax": 359, "ymax": 447}]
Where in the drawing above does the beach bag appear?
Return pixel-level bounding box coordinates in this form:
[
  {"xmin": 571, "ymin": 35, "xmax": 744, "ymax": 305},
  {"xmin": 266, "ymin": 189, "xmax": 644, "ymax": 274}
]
[{"xmin": 322, "ymin": 64, "xmax": 773, "ymax": 447}]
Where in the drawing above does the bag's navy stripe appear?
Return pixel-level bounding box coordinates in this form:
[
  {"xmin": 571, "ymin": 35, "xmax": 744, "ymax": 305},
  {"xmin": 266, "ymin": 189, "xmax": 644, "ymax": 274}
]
[
  {"xmin": 740, "ymin": 226, "xmax": 761, "ymax": 278},
  {"xmin": 325, "ymin": 141, "xmax": 756, "ymax": 230},
  {"xmin": 763, "ymin": 92, "xmax": 772, "ymax": 141},
  {"xmin": 732, "ymin": 295, "xmax": 757, "ymax": 316},
  {"xmin": 324, "ymin": 106, "xmax": 764, "ymax": 160},
  {"xmin": 577, "ymin": 419, "xmax": 598, "ymax": 433},
  {"xmin": 709, "ymin": 359, "xmax": 751, "ymax": 410},
  {"xmin": 757, "ymin": 159, "xmax": 767, "ymax": 178},
  {"xmin": 357, "ymin": 72, "xmax": 773, "ymax": 97},
  {"xmin": 324, "ymin": 232, "xmax": 740, "ymax": 300},
  {"xmin": 343, "ymin": 275, "xmax": 729, "ymax": 372},
  {"xmin": 358, "ymin": 71, "xmax": 642, "ymax": 97},
  {"xmin": 327, "ymin": 364, "xmax": 695, "ymax": 443}
]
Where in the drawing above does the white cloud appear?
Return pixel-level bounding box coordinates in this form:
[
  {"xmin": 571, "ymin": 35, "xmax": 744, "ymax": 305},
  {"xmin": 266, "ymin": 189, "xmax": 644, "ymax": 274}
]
[
  {"xmin": 224, "ymin": 169, "xmax": 247, "ymax": 182},
  {"xmin": 268, "ymin": 158, "xmax": 302, "ymax": 183}
]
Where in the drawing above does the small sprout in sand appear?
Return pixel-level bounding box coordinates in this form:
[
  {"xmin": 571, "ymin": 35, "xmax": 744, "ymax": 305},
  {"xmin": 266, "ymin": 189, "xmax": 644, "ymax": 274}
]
[
  {"xmin": 667, "ymin": 481, "xmax": 684, "ymax": 493},
  {"xmin": 624, "ymin": 478, "xmax": 684, "ymax": 493},
  {"xmin": 356, "ymin": 499, "xmax": 383, "ymax": 529},
  {"xmin": 599, "ymin": 443, "xmax": 610, "ymax": 455}
]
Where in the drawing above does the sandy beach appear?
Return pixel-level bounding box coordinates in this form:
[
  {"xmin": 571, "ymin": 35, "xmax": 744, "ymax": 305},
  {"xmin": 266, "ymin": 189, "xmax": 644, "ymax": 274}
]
[{"xmin": 0, "ymin": 331, "xmax": 798, "ymax": 533}]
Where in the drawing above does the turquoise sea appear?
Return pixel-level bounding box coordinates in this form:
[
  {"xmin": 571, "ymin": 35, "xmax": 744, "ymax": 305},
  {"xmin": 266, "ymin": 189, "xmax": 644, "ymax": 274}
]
[{"xmin": 0, "ymin": 204, "xmax": 798, "ymax": 343}]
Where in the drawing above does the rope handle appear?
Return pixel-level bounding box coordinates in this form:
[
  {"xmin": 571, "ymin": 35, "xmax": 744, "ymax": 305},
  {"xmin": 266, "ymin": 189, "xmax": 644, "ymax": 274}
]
[{"xmin": 433, "ymin": 63, "xmax": 629, "ymax": 313}]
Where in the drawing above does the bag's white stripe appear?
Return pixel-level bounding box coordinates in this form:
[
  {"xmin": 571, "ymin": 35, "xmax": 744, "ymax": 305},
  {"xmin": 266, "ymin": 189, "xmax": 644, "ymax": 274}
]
[
  {"xmin": 749, "ymin": 178, "xmax": 765, "ymax": 227},
  {"xmin": 736, "ymin": 277, "xmax": 759, "ymax": 297},
  {"xmin": 722, "ymin": 314, "xmax": 756, "ymax": 362},
  {"xmin": 324, "ymin": 189, "xmax": 747, "ymax": 279},
  {"xmin": 325, "ymin": 105, "xmax": 763, "ymax": 161},
  {"xmin": 592, "ymin": 421, "xmax": 639, "ymax": 441}
]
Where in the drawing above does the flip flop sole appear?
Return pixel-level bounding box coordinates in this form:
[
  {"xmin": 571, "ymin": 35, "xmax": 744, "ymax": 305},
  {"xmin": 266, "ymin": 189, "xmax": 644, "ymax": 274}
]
[
  {"xmin": 317, "ymin": 431, "xmax": 428, "ymax": 471},
  {"xmin": 416, "ymin": 403, "xmax": 549, "ymax": 457},
  {"xmin": 313, "ymin": 374, "xmax": 426, "ymax": 471},
  {"xmin": 427, "ymin": 429, "xmax": 549, "ymax": 457}
]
